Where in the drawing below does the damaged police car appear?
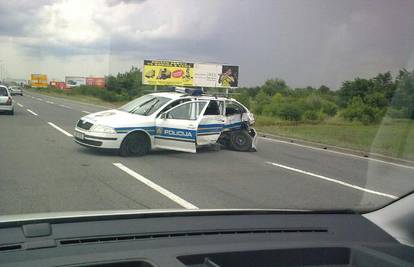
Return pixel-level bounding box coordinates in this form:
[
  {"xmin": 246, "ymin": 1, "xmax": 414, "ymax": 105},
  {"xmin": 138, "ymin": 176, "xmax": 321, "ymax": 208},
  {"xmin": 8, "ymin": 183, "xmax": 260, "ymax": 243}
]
[{"xmin": 73, "ymin": 89, "xmax": 257, "ymax": 156}]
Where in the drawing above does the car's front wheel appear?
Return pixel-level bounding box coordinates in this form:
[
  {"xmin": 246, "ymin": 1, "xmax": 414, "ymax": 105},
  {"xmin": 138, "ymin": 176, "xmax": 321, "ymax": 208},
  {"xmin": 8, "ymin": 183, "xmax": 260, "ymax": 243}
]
[{"xmin": 119, "ymin": 132, "xmax": 150, "ymax": 157}]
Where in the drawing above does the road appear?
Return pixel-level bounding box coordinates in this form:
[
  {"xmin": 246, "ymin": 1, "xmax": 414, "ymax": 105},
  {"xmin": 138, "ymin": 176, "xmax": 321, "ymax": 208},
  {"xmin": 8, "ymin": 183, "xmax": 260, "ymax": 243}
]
[{"xmin": 1, "ymin": 92, "xmax": 413, "ymax": 215}]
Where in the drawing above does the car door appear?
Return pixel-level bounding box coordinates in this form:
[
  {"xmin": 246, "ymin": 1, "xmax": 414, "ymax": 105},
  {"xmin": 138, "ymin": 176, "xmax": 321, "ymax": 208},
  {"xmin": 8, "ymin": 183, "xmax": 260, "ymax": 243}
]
[
  {"xmin": 154, "ymin": 100, "xmax": 208, "ymax": 153},
  {"xmin": 197, "ymin": 100, "xmax": 226, "ymax": 146},
  {"xmin": 225, "ymin": 100, "xmax": 247, "ymax": 130}
]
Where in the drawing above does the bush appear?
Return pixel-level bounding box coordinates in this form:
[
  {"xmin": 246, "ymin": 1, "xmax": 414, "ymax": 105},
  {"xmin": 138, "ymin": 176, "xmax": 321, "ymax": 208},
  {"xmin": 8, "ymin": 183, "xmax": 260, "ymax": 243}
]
[
  {"xmin": 321, "ymin": 101, "xmax": 338, "ymax": 116},
  {"xmin": 279, "ymin": 104, "xmax": 303, "ymax": 121},
  {"xmin": 303, "ymin": 110, "xmax": 319, "ymax": 121},
  {"xmin": 341, "ymin": 97, "xmax": 385, "ymax": 124},
  {"xmin": 387, "ymin": 108, "xmax": 410, "ymax": 118},
  {"xmin": 305, "ymin": 95, "xmax": 323, "ymax": 111}
]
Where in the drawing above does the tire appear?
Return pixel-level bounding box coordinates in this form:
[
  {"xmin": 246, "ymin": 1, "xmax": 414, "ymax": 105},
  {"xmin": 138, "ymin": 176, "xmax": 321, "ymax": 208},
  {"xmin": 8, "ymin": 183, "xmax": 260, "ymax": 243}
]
[
  {"xmin": 8, "ymin": 109, "xmax": 14, "ymax": 115},
  {"xmin": 119, "ymin": 132, "xmax": 150, "ymax": 157},
  {"xmin": 229, "ymin": 130, "xmax": 252, "ymax": 152}
]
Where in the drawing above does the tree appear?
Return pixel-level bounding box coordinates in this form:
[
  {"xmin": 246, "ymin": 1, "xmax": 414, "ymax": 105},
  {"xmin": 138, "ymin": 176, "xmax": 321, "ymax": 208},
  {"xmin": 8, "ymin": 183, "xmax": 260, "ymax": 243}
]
[
  {"xmin": 261, "ymin": 79, "xmax": 288, "ymax": 96},
  {"xmin": 338, "ymin": 78, "xmax": 374, "ymax": 107},
  {"xmin": 318, "ymin": 85, "xmax": 330, "ymax": 94}
]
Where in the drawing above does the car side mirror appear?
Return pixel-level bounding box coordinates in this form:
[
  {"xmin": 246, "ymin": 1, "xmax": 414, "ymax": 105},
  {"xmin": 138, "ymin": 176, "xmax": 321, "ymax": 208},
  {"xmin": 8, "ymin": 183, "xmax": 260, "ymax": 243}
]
[{"xmin": 160, "ymin": 113, "xmax": 167, "ymax": 119}]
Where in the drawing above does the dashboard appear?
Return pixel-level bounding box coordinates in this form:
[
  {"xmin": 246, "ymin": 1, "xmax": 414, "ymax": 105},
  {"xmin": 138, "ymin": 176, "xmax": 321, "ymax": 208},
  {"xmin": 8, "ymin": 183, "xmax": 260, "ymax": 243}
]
[{"xmin": 0, "ymin": 211, "xmax": 413, "ymax": 267}]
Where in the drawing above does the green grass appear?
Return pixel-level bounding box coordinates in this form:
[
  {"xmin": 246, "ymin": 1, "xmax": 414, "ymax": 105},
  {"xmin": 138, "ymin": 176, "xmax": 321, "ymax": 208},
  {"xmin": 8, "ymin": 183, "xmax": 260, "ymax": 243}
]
[
  {"xmin": 256, "ymin": 116, "xmax": 414, "ymax": 160},
  {"xmin": 26, "ymin": 88, "xmax": 127, "ymax": 108}
]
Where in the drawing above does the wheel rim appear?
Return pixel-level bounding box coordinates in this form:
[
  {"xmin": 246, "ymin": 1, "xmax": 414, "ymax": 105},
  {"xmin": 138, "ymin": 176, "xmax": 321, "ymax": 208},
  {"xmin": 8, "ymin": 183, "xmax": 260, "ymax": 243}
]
[
  {"xmin": 235, "ymin": 135, "xmax": 247, "ymax": 146},
  {"xmin": 128, "ymin": 139, "xmax": 141, "ymax": 154}
]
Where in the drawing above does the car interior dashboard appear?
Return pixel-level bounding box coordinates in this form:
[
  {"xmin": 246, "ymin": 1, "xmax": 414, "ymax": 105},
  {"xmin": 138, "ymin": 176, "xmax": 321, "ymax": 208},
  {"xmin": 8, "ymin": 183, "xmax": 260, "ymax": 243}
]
[{"xmin": 0, "ymin": 210, "xmax": 413, "ymax": 267}]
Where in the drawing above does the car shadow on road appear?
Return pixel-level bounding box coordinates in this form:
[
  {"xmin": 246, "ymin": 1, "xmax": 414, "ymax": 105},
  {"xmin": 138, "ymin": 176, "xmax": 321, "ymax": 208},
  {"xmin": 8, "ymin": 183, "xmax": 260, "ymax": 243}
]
[{"xmin": 75, "ymin": 145, "xmax": 224, "ymax": 158}]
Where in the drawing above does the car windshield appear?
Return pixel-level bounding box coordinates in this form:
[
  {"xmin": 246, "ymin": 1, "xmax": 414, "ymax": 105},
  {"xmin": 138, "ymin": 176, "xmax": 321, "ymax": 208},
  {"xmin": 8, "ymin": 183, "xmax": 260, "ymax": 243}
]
[
  {"xmin": 0, "ymin": 1, "xmax": 413, "ymax": 219},
  {"xmin": 118, "ymin": 95, "xmax": 171, "ymax": 116}
]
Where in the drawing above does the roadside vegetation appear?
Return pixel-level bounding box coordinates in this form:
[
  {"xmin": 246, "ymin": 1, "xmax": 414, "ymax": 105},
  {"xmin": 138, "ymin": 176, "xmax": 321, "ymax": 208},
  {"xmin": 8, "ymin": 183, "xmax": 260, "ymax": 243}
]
[{"xmin": 28, "ymin": 67, "xmax": 414, "ymax": 160}]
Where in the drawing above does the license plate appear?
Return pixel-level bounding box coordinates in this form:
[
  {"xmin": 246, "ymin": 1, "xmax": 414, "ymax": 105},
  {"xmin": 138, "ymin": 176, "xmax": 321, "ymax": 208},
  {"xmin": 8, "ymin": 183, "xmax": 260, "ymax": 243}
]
[{"xmin": 74, "ymin": 131, "xmax": 85, "ymax": 140}]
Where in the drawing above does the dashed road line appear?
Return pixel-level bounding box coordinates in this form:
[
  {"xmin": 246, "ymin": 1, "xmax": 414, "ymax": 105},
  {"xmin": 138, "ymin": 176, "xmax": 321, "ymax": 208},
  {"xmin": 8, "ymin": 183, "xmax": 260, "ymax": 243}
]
[
  {"xmin": 266, "ymin": 161, "xmax": 398, "ymax": 199},
  {"xmin": 17, "ymin": 103, "xmax": 24, "ymax": 107},
  {"xmin": 26, "ymin": 109, "xmax": 38, "ymax": 116},
  {"xmin": 46, "ymin": 101, "xmax": 54, "ymax": 104},
  {"xmin": 59, "ymin": 104, "xmax": 72, "ymax": 109},
  {"xmin": 260, "ymin": 137, "xmax": 414, "ymax": 170},
  {"xmin": 82, "ymin": 110, "xmax": 91, "ymax": 114},
  {"xmin": 113, "ymin": 163, "xmax": 199, "ymax": 209},
  {"xmin": 48, "ymin": 122, "xmax": 73, "ymax": 137}
]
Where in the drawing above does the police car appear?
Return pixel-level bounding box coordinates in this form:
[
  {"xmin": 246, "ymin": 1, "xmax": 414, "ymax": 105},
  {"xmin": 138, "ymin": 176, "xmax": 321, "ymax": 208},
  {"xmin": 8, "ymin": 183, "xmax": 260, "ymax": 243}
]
[{"xmin": 73, "ymin": 88, "xmax": 257, "ymax": 156}]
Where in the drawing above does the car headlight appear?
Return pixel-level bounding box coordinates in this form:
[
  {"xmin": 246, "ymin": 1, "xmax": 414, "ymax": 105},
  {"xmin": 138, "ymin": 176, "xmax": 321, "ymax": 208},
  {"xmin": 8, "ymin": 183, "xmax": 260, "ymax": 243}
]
[{"xmin": 92, "ymin": 125, "xmax": 116, "ymax": 134}]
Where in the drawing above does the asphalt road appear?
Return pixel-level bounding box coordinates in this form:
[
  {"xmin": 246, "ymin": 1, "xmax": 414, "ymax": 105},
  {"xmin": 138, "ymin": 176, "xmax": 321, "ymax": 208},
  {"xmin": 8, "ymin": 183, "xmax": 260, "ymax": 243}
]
[{"xmin": 0, "ymin": 91, "xmax": 413, "ymax": 215}]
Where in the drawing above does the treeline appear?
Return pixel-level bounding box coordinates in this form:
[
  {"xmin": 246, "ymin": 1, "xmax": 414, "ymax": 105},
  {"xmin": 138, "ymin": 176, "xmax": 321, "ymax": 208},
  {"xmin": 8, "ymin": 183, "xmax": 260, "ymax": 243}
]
[
  {"xmin": 233, "ymin": 69, "xmax": 414, "ymax": 124},
  {"xmin": 41, "ymin": 66, "xmax": 414, "ymax": 125}
]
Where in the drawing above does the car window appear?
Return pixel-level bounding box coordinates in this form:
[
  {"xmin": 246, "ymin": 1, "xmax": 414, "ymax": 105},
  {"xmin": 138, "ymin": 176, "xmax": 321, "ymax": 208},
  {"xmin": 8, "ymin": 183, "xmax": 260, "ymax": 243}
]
[
  {"xmin": 167, "ymin": 101, "xmax": 207, "ymax": 120},
  {"xmin": 204, "ymin": 100, "xmax": 221, "ymax": 115},
  {"xmin": 225, "ymin": 101, "xmax": 245, "ymax": 116},
  {"xmin": 158, "ymin": 98, "xmax": 191, "ymax": 115},
  {"xmin": 0, "ymin": 87, "xmax": 8, "ymax": 96}
]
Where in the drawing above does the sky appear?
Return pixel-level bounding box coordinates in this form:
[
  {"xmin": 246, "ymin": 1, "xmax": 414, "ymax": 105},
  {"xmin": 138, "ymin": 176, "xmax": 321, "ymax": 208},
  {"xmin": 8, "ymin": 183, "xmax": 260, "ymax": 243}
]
[{"xmin": 0, "ymin": 0, "xmax": 413, "ymax": 89}]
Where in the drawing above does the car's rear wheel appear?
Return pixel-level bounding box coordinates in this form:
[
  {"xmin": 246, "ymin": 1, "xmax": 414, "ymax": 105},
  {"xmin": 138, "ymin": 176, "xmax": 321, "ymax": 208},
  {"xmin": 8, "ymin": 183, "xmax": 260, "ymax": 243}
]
[
  {"xmin": 119, "ymin": 132, "xmax": 150, "ymax": 157},
  {"xmin": 229, "ymin": 130, "xmax": 252, "ymax": 152}
]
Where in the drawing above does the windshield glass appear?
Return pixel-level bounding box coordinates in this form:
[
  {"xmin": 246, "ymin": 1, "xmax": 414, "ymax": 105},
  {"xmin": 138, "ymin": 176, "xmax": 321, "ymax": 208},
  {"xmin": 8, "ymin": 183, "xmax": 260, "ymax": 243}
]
[
  {"xmin": 119, "ymin": 95, "xmax": 171, "ymax": 116},
  {"xmin": 0, "ymin": 1, "xmax": 413, "ymax": 218}
]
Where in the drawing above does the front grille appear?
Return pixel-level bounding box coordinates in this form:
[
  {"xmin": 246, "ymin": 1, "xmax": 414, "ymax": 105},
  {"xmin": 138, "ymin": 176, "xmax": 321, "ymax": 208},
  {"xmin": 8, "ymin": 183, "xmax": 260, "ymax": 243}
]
[
  {"xmin": 75, "ymin": 137, "xmax": 102, "ymax": 147},
  {"xmin": 77, "ymin": 120, "xmax": 93, "ymax": 130}
]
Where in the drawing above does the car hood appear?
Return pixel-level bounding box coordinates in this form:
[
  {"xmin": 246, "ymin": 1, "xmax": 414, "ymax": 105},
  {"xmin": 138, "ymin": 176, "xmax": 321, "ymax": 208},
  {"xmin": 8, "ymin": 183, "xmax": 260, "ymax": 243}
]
[{"xmin": 81, "ymin": 109, "xmax": 153, "ymax": 128}]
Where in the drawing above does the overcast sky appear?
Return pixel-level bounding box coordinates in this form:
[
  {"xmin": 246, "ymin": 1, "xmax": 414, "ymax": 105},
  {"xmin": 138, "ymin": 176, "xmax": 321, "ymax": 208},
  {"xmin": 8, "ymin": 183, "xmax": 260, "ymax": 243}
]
[{"xmin": 0, "ymin": 0, "xmax": 413, "ymax": 88}]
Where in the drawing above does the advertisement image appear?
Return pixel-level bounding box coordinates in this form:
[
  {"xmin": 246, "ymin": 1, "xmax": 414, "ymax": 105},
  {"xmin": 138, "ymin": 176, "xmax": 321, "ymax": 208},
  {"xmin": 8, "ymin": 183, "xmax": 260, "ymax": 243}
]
[
  {"xmin": 143, "ymin": 60, "xmax": 194, "ymax": 87},
  {"xmin": 218, "ymin": 65, "xmax": 239, "ymax": 88},
  {"xmin": 30, "ymin": 74, "xmax": 48, "ymax": 88},
  {"xmin": 86, "ymin": 77, "xmax": 105, "ymax": 88},
  {"xmin": 65, "ymin": 76, "xmax": 86, "ymax": 88}
]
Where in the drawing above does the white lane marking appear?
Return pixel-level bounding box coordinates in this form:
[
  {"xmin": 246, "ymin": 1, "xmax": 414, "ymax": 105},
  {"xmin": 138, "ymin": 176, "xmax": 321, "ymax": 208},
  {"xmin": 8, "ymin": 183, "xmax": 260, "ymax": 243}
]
[
  {"xmin": 82, "ymin": 110, "xmax": 91, "ymax": 114},
  {"xmin": 59, "ymin": 104, "xmax": 72, "ymax": 109},
  {"xmin": 46, "ymin": 101, "xmax": 54, "ymax": 104},
  {"xmin": 260, "ymin": 137, "xmax": 414, "ymax": 170},
  {"xmin": 26, "ymin": 109, "xmax": 38, "ymax": 116},
  {"xmin": 266, "ymin": 161, "xmax": 398, "ymax": 199},
  {"xmin": 36, "ymin": 97, "xmax": 42, "ymax": 101},
  {"xmin": 17, "ymin": 103, "xmax": 24, "ymax": 107},
  {"xmin": 113, "ymin": 163, "xmax": 199, "ymax": 209},
  {"xmin": 47, "ymin": 122, "xmax": 73, "ymax": 137}
]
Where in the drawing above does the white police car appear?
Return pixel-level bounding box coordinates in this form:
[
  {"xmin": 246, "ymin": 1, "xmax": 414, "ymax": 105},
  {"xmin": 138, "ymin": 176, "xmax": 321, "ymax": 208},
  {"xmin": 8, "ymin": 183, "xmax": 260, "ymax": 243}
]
[{"xmin": 74, "ymin": 89, "xmax": 257, "ymax": 156}]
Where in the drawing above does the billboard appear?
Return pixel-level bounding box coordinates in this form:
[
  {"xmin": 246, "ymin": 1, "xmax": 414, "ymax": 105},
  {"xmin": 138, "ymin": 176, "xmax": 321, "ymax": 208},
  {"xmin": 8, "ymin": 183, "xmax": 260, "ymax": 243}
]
[
  {"xmin": 50, "ymin": 81, "xmax": 66, "ymax": 90},
  {"xmin": 31, "ymin": 74, "xmax": 48, "ymax": 88},
  {"xmin": 143, "ymin": 60, "xmax": 239, "ymax": 88},
  {"xmin": 86, "ymin": 77, "xmax": 105, "ymax": 88},
  {"xmin": 65, "ymin": 76, "xmax": 86, "ymax": 88},
  {"xmin": 143, "ymin": 60, "xmax": 194, "ymax": 87}
]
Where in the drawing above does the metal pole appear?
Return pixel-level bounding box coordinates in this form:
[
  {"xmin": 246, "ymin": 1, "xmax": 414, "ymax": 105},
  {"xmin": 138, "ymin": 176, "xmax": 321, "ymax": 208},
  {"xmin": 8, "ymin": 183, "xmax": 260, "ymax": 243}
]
[
  {"xmin": 154, "ymin": 85, "xmax": 157, "ymax": 92},
  {"xmin": 226, "ymin": 88, "xmax": 229, "ymax": 97}
]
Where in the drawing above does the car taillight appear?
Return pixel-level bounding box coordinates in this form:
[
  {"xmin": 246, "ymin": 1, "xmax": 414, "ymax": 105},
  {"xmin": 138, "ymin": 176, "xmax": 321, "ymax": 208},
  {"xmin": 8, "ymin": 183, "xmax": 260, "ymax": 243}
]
[{"xmin": 6, "ymin": 97, "xmax": 12, "ymax": 105}]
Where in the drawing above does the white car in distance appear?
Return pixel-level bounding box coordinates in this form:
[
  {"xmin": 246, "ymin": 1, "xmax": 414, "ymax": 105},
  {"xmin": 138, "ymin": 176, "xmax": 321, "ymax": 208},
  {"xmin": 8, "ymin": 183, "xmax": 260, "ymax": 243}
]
[{"xmin": 0, "ymin": 85, "xmax": 14, "ymax": 115}]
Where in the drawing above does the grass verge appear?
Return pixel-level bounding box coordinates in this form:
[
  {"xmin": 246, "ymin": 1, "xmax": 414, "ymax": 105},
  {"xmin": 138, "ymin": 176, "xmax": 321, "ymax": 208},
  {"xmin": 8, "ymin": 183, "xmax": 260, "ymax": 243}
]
[{"xmin": 256, "ymin": 116, "xmax": 414, "ymax": 160}]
